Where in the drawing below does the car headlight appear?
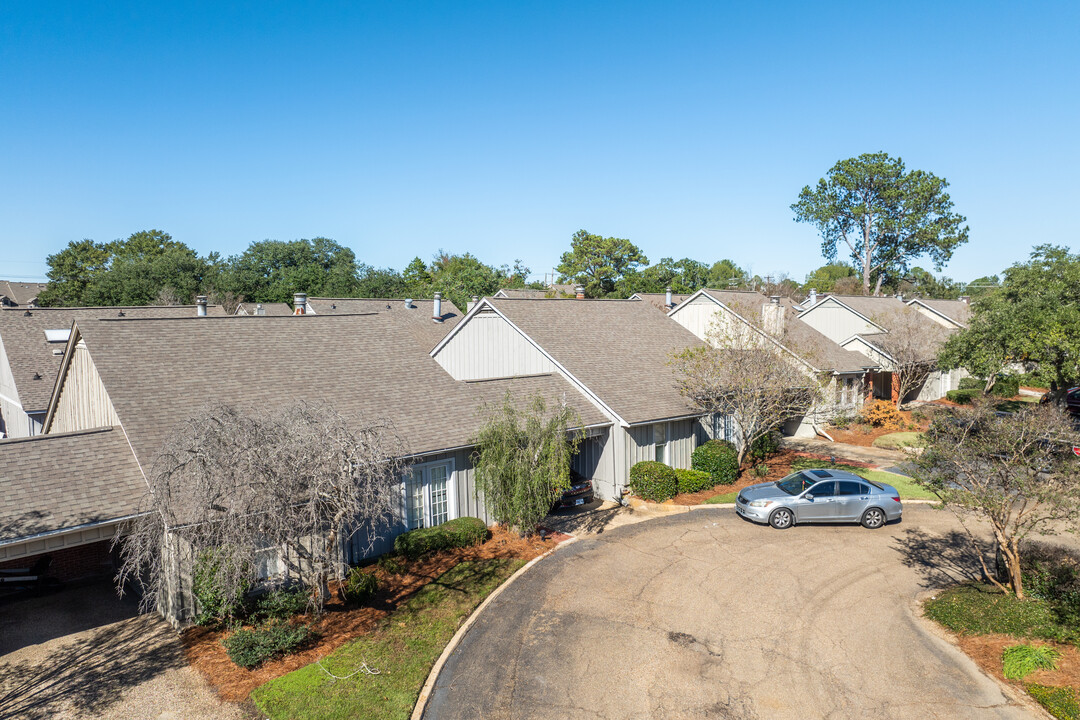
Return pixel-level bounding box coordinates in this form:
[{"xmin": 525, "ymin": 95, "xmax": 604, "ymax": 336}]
[{"xmin": 748, "ymin": 499, "xmax": 774, "ymax": 508}]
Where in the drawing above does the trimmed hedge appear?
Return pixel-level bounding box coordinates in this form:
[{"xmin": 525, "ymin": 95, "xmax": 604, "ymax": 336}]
[
  {"xmin": 629, "ymin": 461, "xmax": 678, "ymax": 502},
  {"xmin": 393, "ymin": 517, "xmax": 490, "ymax": 560},
  {"xmin": 674, "ymin": 468, "xmax": 715, "ymax": 494},
  {"xmin": 692, "ymin": 439, "xmax": 739, "ymax": 484},
  {"xmin": 223, "ymin": 620, "xmax": 313, "ymax": 669},
  {"xmin": 959, "ymin": 377, "xmax": 984, "ymax": 391},
  {"xmin": 946, "ymin": 388, "xmax": 979, "ymax": 405},
  {"xmin": 992, "ymin": 374, "xmax": 1021, "ymax": 398},
  {"xmin": 340, "ymin": 567, "xmax": 379, "ymax": 605}
]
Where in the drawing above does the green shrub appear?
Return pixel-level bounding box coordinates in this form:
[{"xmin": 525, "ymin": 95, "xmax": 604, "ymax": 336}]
[
  {"xmin": 192, "ymin": 549, "xmax": 251, "ymax": 625},
  {"xmin": 673, "ymin": 468, "xmax": 715, "ymax": 494},
  {"xmin": 340, "ymin": 567, "xmax": 379, "ymax": 605},
  {"xmin": 748, "ymin": 430, "xmax": 781, "ymax": 462},
  {"xmin": 629, "ymin": 461, "xmax": 679, "ymax": 502},
  {"xmin": 253, "ymin": 588, "xmax": 309, "ymax": 620},
  {"xmin": 1016, "ymin": 371, "xmax": 1053, "ymax": 391},
  {"xmin": 1023, "ymin": 544, "xmax": 1080, "ymax": 627},
  {"xmin": 991, "ymin": 375, "xmax": 1021, "ymax": 398},
  {"xmin": 923, "ymin": 583, "xmax": 1080, "ymax": 644},
  {"xmin": 691, "ymin": 439, "xmax": 739, "ymax": 483},
  {"xmin": 1027, "ymin": 684, "xmax": 1080, "ymax": 720},
  {"xmin": 946, "ymin": 388, "xmax": 980, "ymax": 405},
  {"xmin": 753, "ymin": 463, "xmax": 769, "ymax": 477},
  {"xmin": 378, "ymin": 554, "xmax": 407, "ymax": 575},
  {"xmin": 958, "ymin": 377, "xmax": 984, "ymax": 391},
  {"xmin": 223, "ymin": 620, "xmax": 313, "ymax": 669},
  {"xmin": 1003, "ymin": 644, "xmax": 1060, "ymax": 679},
  {"xmin": 830, "ymin": 412, "xmax": 856, "ymax": 429},
  {"xmin": 393, "ymin": 517, "xmax": 490, "ymax": 560}
]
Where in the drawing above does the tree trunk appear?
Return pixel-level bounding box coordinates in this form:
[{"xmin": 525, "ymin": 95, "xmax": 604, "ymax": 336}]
[
  {"xmin": 1005, "ymin": 539, "xmax": 1024, "ymax": 599},
  {"xmin": 983, "ymin": 375, "xmax": 996, "ymax": 394},
  {"xmin": 862, "ymin": 216, "xmax": 873, "ymax": 296}
]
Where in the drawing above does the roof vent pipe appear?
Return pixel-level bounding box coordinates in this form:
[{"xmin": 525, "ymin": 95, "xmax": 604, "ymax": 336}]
[
  {"xmin": 467, "ymin": 295, "xmax": 479, "ymax": 312},
  {"xmin": 196, "ymin": 295, "xmax": 208, "ymax": 317},
  {"xmin": 255, "ymin": 303, "xmax": 265, "ymax": 316},
  {"xmin": 808, "ymin": 288, "xmax": 817, "ymax": 306},
  {"xmin": 404, "ymin": 298, "xmax": 414, "ymax": 309},
  {"xmin": 895, "ymin": 293, "xmax": 904, "ymax": 302},
  {"xmin": 665, "ymin": 287, "xmax": 673, "ymax": 309},
  {"xmin": 769, "ymin": 295, "xmax": 781, "ymax": 305},
  {"xmin": 575, "ymin": 285, "xmax": 585, "ymax": 300},
  {"xmin": 433, "ymin": 292, "xmax": 443, "ymax": 322},
  {"xmin": 293, "ymin": 292, "xmax": 307, "ymax": 315}
]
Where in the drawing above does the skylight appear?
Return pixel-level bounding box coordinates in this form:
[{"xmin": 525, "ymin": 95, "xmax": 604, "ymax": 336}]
[{"xmin": 43, "ymin": 329, "xmax": 70, "ymax": 344}]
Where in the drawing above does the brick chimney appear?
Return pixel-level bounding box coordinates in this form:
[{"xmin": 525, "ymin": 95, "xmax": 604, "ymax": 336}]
[
  {"xmin": 575, "ymin": 285, "xmax": 585, "ymax": 300},
  {"xmin": 293, "ymin": 292, "xmax": 307, "ymax": 315}
]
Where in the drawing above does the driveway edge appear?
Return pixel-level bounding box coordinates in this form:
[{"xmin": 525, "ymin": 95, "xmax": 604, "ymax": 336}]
[{"xmin": 410, "ymin": 535, "xmax": 581, "ymax": 720}]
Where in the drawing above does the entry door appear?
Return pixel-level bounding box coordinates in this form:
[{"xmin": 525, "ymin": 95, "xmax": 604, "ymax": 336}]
[{"xmin": 406, "ymin": 462, "xmax": 455, "ymax": 530}]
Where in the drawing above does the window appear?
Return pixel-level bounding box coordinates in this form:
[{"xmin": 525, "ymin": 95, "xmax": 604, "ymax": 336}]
[
  {"xmin": 809, "ymin": 481, "xmax": 836, "ymax": 497},
  {"xmin": 711, "ymin": 413, "xmax": 735, "ymax": 442},
  {"xmin": 654, "ymin": 423, "xmax": 667, "ymax": 463},
  {"xmin": 405, "ymin": 461, "xmax": 455, "ymax": 530},
  {"xmin": 838, "ymin": 481, "xmax": 868, "ymax": 496}
]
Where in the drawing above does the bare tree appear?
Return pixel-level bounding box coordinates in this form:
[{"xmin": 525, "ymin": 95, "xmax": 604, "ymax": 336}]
[
  {"xmin": 116, "ymin": 402, "xmax": 408, "ymax": 617},
  {"xmin": 868, "ymin": 307, "xmax": 951, "ymax": 407},
  {"xmin": 914, "ymin": 402, "xmax": 1080, "ymax": 598},
  {"xmin": 672, "ymin": 299, "xmax": 823, "ymax": 466}
]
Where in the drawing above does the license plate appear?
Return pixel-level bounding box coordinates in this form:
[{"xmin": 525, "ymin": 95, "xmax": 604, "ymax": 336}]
[{"xmin": 574, "ymin": 498, "xmax": 585, "ymax": 506}]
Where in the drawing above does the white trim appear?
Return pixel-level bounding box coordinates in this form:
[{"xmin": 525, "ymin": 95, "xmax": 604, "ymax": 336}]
[
  {"xmin": 0, "ymin": 514, "xmax": 141, "ymax": 549},
  {"xmin": 403, "ymin": 456, "xmax": 458, "ymax": 530}
]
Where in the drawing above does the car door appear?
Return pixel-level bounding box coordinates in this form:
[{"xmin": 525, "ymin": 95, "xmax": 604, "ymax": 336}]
[
  {"xmin": 797, "ymin": 481, "xmax": 836, "ymax": 521},
  {"xmin": 834, "ymin": 480, "xmax": 870, "ymax": 521}
]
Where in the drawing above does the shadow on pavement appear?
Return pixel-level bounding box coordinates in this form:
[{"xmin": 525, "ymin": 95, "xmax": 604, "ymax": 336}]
[
  {"xmin": 544, "ymin": 501, "xmax": 626, "ymax": 536},
  {"xmin": 0, "ymin": 614, "xmax": 184, "ymax": 720},
  {"xmin": 892, "ymin": 527, "xmax": 987, "ymax": 589}
]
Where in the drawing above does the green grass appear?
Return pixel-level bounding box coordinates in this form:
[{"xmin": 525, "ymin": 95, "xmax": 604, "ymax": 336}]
[
  {"xmin": 871, "ymin": 431, "xmax": 924, "ymax": 450},
  {"xmin": 1003, "ymin": 644, "xmax": 1060, "ymax": 679},
  {"xmin": 1027, "ymin": 684, "xmax": 1080, "ymax": 720},
  {"xmin": 704, "ymin": 489, "xmax": 739, "ymax": 504},
  {"xmin": 251, "ymin": 558, "xmax": 526, "ymax": 720},
  {"xmin": 924, "ymin": 583, "xmax": 1080, "ymax": 645},
  {"xmin": 997, "ymin": 397, "xmax": 1039, "ymax": 413}
]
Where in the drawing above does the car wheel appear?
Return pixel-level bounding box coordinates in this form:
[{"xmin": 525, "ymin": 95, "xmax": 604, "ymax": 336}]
[
  {"xmin": 769, "ymin": 508, "xmax": 794, "ymax": 529},
  {"xmin": 861, "ymin": 508, "xmax": 886, "ymax": 529}
]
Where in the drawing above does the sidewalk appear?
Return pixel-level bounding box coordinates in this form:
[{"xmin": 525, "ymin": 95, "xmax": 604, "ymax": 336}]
[{"xmin": 781, "ymin": 436, "xmax": 908, "ymax": 468}]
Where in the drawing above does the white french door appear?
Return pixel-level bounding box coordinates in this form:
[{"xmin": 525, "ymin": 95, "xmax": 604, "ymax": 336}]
[{"xmin": 405, "ymin": 461, "xmax": 456, "ymax": 530}]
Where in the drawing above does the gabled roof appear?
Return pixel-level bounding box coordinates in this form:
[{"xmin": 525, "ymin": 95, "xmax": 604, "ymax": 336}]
[
  {"xmin": 907, "ymin": 298, "xmax": 971, "ymax": 327},
  {"xmin": 441, "ymin": 298, "xmax": 704, "ymax": 425},
  {"xmin": 0, "ymin": 426, "xmax": 145, "ymax": 545},
  {"xmin": 0, "ymin": 281, "xmax": 48, "ymax": 307},
  {"xmin": 493, "ymin": 288, "xmax": 570, "ymax": 299},
  {"xmin": 305, "ymin": 297, "xmax": 462, "ymax": 351},
  {"xmin": 674, "ymin": 289, "xmax": 876, "ymax": 374},
  {"xmin": 235, "ymin": 302, "xmax": 294, "ymax": 316},
  {"xmin": 796, "ymin": 294, "xmax": 891, "ymax": 332},
  {"xmin": 465, "ymin": 374, "xmax": 611, "ymax": 429},
  {"xmin": 0, "ymin": 305, "xmax": 227, "ymax": 412},
  {"xmin": 57, "ymin": 314, "xmax": 486, "ymax": 463},
  {"xmin": 629, "ymin": 292, "xmax": 691, "ymax": 311}
]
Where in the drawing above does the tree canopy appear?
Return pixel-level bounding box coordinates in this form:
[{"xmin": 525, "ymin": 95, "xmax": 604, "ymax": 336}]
[
  {"xmin": 556, "ymin": 229, "xmax": 648, "ymax": 297},
  {"xmin": 802, "ymin": 263, "xmax": 856, "ymax": 293},
  {"xmin": 791, "ymin": 152, "xmax": 969, "ymax": 296}
]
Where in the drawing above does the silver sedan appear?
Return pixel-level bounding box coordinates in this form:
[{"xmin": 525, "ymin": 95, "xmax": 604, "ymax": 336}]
[{"xmin": 734, "ymin": 468, "xmax": 902, "ymax": 529}]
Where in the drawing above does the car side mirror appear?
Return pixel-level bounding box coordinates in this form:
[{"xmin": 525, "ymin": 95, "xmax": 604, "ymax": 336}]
[{"xmin": 804, "ymin": 493, "xmax": 814, "ymax": 501}]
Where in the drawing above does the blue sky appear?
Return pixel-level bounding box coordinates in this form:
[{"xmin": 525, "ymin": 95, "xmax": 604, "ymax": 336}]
[{"xmin": 1, "ymin": 1, "xmax": 1077, "ymax": 284}]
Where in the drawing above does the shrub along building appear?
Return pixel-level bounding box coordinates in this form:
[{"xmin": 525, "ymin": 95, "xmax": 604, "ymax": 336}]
[
  {"xmin": 0, "ymin": 303, "xmax": 227, "ymax": 438},
  {"xmin": 6, "ymin": 310, "xmax": 604, "ymax": 624},
  {"xmin": 666, "ymin": 289, "xmax": 877, "ymax": 436},
  {"xmin": 431, "ymin": 297, "xmax": 710, "ymax": 501}
]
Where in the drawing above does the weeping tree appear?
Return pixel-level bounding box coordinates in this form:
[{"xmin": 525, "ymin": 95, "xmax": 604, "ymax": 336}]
[
  {"xmin": 914, "ymin": 402, "xmax": 1080, "ymax": 598},
  {"xmin": 116, "ymin": 402, "xmax": 407, "ymax": 618},
  {"xmin": 473, "ymin": 392, "xmax": 583, "ymax": 535}
]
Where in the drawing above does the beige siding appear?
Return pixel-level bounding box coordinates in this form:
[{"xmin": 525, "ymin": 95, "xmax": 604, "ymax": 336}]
[
  {"xmin": 0, "ymin": 335, "xmax": 33, "ymax": 438},
  {"xmin": 913, "ymin": 305, "xmax": 960, "ymax": 329},
  {"xmin": 799, "ymin": 300, "xmax": 879, "ymax": 344},
  {"xmin": 433, "ymin": 310, "xmax": 556, "ymax": 380},
  {"xmin": 48, "ymin": 341, "xmax": 120, "ymax": 434}
]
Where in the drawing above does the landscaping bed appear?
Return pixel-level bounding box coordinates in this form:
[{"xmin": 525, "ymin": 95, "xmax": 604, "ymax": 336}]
[
  {"xmin": 183, "ymin": 525, "xmax": 565, "ymax": 703},
  {"xmin": 827, "ymin": 407, "xmax": 929, "ymax": 447}
]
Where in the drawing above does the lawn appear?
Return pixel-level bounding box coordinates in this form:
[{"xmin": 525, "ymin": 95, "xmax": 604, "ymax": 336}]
[
  {"xmin": 251, "ymin": 558, "xmax": 525, "ymax": 720},
  {"xmin": 704, "ymin": 467, "xmax": 937, "ymax": 503},
  {"xmin": 925, "ymin": 583, "xmax": 1079, "ymax": 644},
  {"xmin": 871, "ymin": 431, "xmax": 924, "ymax": 450}
]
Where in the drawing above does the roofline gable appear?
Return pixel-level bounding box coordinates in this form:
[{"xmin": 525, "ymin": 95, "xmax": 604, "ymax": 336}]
[
  {"xmin": 797, "ymin": 296, "xmax": 888, "ymax": 333},
  {"xmin": 905, "ymin": 298, "xmax": 967, "ymax": 328}
]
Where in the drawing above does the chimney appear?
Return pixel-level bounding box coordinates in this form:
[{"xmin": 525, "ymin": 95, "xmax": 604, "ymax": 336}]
[
  {"xmin": 895, "ymin": 293, "xmax": 904, "ymax": 302},
  {"xmin": 808, "ymin": 288, "xmax": 817, "ymax": 306},
  {"xmin": 432, "ymin": 292, "xmax": 443, "ymax": 322},
  {"xmin": 762, "ymin": 296, "xmax": 785, "ymax": 335},
  {"xmin": 196, "ymin": 295, "xmax": 208, "ymax": 317},
  {"xmin": 665, "ymin": 287, "xmax": 673, "ymax": 310},
  {"xmin": 293, "ymin": 292, "xmax": 307, "ymax": 315},
  {"xmin": 575, "ymin": 284, "xmax": 585, "ymax": 300},
  {"xmin": 255, "ymin": 303, "xmax": 266, "ymax": 316},
  {"xmin": 467, "ymin": 295, "xmax": 479, "ymax": 312},
  {"xmin": 404, "ymin": 298, "xmax": 414, "ymax": 309},
  {"xmin": 959, "ymin": 295, "xmax": 970, "ymax": 305}
]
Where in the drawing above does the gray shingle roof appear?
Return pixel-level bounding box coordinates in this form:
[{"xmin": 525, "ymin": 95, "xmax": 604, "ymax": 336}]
[
  {"xmin": 631, "ymin": 292, "xmax": 691, "ymax": 311},
  {"xmin": 235, "ymin": 302, "xmax": 294, "ymax": 316},
  {"xmin": 0, "ymin": 305, "xmax": 227, "ymax": 412},
  {"xmin": 0, "ymin": 426, "xmax": 145, "ymax": 544},
  {"xmin": 70, "ymin": 314, "xmax": 484, "ymax": 464},
  {"xmin": 305, "ymin": 297, "xmax": 462, "ymax": 351},
  {"xmin": 0, "ymin": 281, "xmax": 48, "ymax": 307},
  {"xmin": 912, "ymin": 298, "xmax": 971, "ymax": 325},
  {"xmin": 695, "ymin": 290, "xmax": 875, "ymax": 373},
  {"xmin": 465, "ymin": 374, "xmax": 611, "ymax": 429},
  {"xmin": 485, "ymin": 299, "xmax": 704, "ymax": 424}
]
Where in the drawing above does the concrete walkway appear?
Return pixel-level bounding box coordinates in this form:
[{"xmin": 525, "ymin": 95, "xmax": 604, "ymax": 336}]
[{"xmin": 424, "ymin": 506, "xmax": 1039, "ymax": 720}]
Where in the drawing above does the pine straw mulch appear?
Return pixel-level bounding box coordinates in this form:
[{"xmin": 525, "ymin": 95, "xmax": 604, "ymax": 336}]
[
  {"xmin": 827, "ymin": 408, "xmax": 928, "ymax": 447},
  {"xmin": 957, "ymin": 633, "xmax": 1080, "ymax": 693},
  {"xmin": 666, "ymin": 449, "xmax": 876, "ymax": 505},
  {"xmin": 183, "ymin": 525, "xmax": 568, "ymax": 703}
]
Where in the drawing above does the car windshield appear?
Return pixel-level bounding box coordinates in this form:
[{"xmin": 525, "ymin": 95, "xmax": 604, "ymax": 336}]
[{"xmin": 776, "ymin": 472, "xmax": 815, "ymax": 495}]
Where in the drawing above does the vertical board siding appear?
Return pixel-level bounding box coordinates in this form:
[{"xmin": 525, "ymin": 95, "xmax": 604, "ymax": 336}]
[
  {"xmin": 48, "ymin": 342, "xmax": 120, "ymax": 434},
  {"xmin": 666, "ymin": 419, "xmax": 695, "ymax": 469},
  {"xmin": 433, "ymin": 312, "xmax": 556, "ymax": 380},
  {"xmin": 799, "ymin": 301, "xmax": 879, "ymax": 345}
]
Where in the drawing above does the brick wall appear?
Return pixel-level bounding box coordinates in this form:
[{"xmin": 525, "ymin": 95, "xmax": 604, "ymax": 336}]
[{"xmin": 0, "ymin": 539, "xmax": 115, "ymax": 582}]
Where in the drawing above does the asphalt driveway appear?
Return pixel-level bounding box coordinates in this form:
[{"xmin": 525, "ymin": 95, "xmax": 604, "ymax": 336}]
[{"xmin": 424, "ymin": 505, "xmax": 1039, "ymax": 719}]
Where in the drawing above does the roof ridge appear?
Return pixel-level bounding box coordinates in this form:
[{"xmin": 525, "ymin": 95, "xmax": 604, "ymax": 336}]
[{"xmin": 0, "ymin": 426, "xmax": 114, "ymax": 445}]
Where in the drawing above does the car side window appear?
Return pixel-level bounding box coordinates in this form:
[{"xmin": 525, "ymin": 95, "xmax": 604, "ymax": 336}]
[
  {"xmin": 809, "ymin": 481, "xmax": 835, "ymax": 497},
  {"xmin": 837, "ymin": 481, "xmax": 865, "ymax": 496}
]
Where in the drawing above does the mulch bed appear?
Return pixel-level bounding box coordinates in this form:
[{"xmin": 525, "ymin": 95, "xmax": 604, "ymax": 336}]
[
  {"xmin": 184, "ymin": 525, "xmax": 568, "ymax": 703},
  {"xmin": 827, "ymin": 408, "xmax": 928, "ymax": 447},
  {"xmin": 957, "ymin": 633, "xmax": 1080, "ymax": 693},
  {"xmin": 665, "ymin": 449, "xmax": 876, "ymax": 505}
]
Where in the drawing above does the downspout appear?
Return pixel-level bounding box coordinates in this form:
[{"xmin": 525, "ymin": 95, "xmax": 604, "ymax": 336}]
[{"xmin": 812, "ymin": 422, "xmax": 834, "ymax": 442}]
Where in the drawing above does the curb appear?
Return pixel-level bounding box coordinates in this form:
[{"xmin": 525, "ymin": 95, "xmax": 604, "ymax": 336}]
[{"xmin": 410, "ymin": 535, "xmax": 581, "ymax": 720}]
